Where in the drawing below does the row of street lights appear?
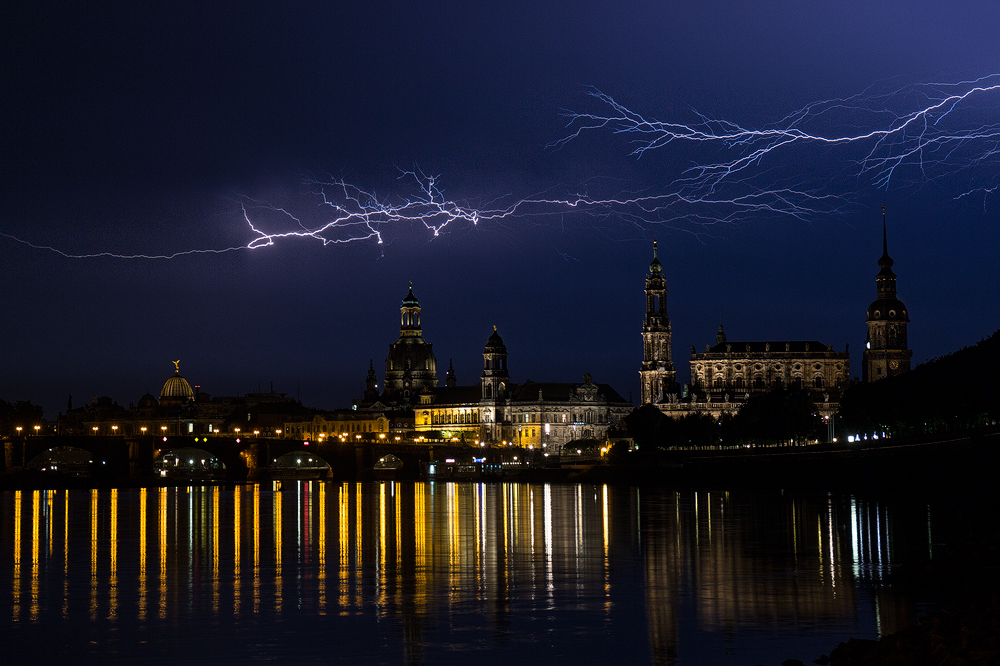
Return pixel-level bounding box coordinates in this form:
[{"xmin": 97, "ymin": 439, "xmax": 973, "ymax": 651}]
[{"xmin": 13, "ymin": 426, "xmax": 41, "ymax": 436}]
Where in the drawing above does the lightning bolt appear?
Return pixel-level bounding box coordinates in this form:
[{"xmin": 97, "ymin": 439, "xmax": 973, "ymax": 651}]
[
  {"xmin": 4, "ymin": 76, "xmax": 998, "ymax": 259},
  {"xmin": 555, "ymin": 74, "xmax": 1000, "ymax": 195}
]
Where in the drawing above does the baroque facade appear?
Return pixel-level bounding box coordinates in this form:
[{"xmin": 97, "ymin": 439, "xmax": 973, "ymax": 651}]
[
  {"xmin": 360, "ymin": 286, "xmax": 632, "ymax": 451},
  {"xmin": 863, "ymin": 211, "xmax": 912, "ymax": 382},
  {"xmin": 637, "ymin": 241, "xmax": 850, "ymax": 419}
]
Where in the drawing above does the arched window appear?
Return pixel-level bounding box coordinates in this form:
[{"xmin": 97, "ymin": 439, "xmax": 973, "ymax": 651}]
[
  {"xmin": 713, "ymin": 378, "xmax": 723, "ymax": 389},
  {"xmin": 753, "ymin": 377, "xmax": 764, "ymax": 390},
  {"xmin": 813, "ymin": 376, "xmax": 824, "ymax": 389},
  {"xmin": 734, "ymin": 377, "xmax": 745, "ymax": 389}
]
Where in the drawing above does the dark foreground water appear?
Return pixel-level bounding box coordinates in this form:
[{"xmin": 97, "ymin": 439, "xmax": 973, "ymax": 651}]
[{"xmin": 0, "ymin": 482, "xmax": 990, "ymax": 665}]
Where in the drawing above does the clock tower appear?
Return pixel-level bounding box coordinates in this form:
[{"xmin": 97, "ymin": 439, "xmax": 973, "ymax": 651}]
[{"xmin": 863, "ymin": 209, "xmax": 912, "ymax": 382}]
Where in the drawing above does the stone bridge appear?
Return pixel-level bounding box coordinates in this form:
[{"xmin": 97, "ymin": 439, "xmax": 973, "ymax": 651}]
[{"xmin": 2, "ymin": 435, "xmax": 472, "ymax": 482}]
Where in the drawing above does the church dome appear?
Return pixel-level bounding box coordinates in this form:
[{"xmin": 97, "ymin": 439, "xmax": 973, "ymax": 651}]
[
  {"xmin": 402, "ymin": 283, "xmax": 420, "ymax": 306},
  {"xmin": 160, "ymin": 364, "xmax": 194, "ymax": 401},
  {"xmin": 484, "ymin": 325, "xmax": 507, "ymax": 354}
]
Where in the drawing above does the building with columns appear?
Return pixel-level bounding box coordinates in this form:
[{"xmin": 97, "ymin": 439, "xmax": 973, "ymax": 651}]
[{"xmin": 863, "ymin": 212, "xmax": 912, "ymax": 382}]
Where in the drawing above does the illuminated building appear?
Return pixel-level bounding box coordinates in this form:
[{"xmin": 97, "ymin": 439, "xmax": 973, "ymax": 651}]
[
  {"xmin": 362, "ymin": 287, "xmax": 632, "ymax": 451},
  {"xmin": 638, "ymin": 242, "xmax": 850, "ymax": 419},
  {"xmin": 57, "ymin": 361, "xmax": 304, "ymax": 437},
  {"xmin": 863, "ymin": 211, "xmax": 912, "ymax": 381}
]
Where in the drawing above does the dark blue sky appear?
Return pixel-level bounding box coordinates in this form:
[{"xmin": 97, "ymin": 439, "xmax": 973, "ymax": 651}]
[{"xmin": 3, "ymin": 2, "xmax": 999, "ymax": 417}]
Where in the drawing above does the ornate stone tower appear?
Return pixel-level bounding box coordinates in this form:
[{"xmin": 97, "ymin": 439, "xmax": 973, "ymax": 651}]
[
  {"xmin": 481, "ymin": 326, "xmax": 509, "ymax": 400},
  {"xmin": 864, "ymin": 209, "xmax": 912, "ymax": 382},
  {"xmin": 640, "ymin": 240, "xmax": 676, "ymax": 403},
  {"xmin": 384, "ymin": 283, "xmax": 438, "ymax": 401},
  {"xmin": 481, "ymin": 326, "xmax": 510, "ymax": 442}
]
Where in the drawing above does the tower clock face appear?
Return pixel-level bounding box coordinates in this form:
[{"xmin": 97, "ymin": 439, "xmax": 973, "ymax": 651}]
[{"xmin": 889, "ymin": 360, "xmax": 899, "ymax": 370}]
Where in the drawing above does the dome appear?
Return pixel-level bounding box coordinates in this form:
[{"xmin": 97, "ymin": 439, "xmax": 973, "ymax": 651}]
[
  {"xmin": 402, "ymin": 282, "xmax": 420, "ymax": 306},
  {"xmin": 484, "ymin": 325, "xmax": 507, "ymax": 354},
  {"xmin": 138, "ymin": 392, "xmax": 158, "ymax": 409},
  {"xmin": 161, "ymin": 369, "xmax": 194, "ymax": 401},
  {"xmin": 867, "ymin": 297, "xmax": 909, "ymax": 322}
]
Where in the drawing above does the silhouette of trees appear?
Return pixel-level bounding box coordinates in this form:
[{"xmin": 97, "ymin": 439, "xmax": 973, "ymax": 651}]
[
  {"xmin": 839, "ymin": 329, "xmax": 1000, "ymax": 437},
  {"xmin": 0, "ymin": 399, "xmax": 45, "ymax": 437}
]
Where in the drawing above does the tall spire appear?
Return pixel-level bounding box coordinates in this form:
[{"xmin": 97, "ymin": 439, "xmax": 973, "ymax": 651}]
[
  {"xmin": 878, "ymin": 205, "xmax": 894, "ymax": 271},
  {"xmin": 649, "ymin": 239, "xmax": 663, "ymax": 274},
  {"xmin": 882, "ymin": 205, "xmax": 888, "ymax": 256}
]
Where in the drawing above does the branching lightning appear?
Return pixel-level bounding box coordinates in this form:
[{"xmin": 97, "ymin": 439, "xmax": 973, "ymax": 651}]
[
  {"xmin": 4, "ymin": 75, "xmax": 999, "ymax": 259},
  {"xmin": 555, "ymin": 74, "xmax": 1000, "ymax": 197}
]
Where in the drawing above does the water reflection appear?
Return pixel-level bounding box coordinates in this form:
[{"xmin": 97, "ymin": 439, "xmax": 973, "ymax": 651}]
[{"xmin": 0, "ymin": 483, "xmax": 965, "ymax": 664}]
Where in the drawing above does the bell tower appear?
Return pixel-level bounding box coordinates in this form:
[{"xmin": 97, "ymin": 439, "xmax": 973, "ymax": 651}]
[
  {"xmin": 640, "ymin": 240, "xmax": 676, "ymax": 403},
  {"xmin": 864, "ymin": 208, "xmax": 912, "ymax": 382}
]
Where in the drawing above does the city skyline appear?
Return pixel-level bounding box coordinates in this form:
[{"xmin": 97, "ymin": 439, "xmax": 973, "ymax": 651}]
[{"xmin": 3, "ymin": 2, "xmax": 999, "ymax": 417}]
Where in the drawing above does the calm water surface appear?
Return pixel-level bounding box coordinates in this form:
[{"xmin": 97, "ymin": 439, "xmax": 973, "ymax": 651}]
[{"xmin": 0, "ymin": 482, "xmax": 987, "ymax": 665}]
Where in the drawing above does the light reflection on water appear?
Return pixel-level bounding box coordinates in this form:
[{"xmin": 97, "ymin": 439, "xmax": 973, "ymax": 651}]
[{"xmin": 0, "ymin": 483, "xmax": 968, "ymax": 664}]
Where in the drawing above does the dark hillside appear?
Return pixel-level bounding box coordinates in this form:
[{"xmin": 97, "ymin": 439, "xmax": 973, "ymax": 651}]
[{"xmin": 838, "ymin": 330, "xmax": 1000, "ymax": 436}]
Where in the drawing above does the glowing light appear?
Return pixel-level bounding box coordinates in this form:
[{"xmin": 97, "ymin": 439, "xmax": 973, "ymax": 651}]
[
  {"xmin": 5, "ymin": 76, "xmax": 999, "ymax": 260},
  {"xmin": 556, "ymin": 77, "xmax": 1000, "ymax": 203}
]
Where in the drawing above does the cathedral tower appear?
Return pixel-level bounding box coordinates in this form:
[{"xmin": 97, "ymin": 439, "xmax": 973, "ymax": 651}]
[
  {"xmin": 640, "ymin": 240, "xmax": 676, "ymax": 403},
  {"xmin": 863, "ymin": 209, "xmax": 912, "ymax": 382}
]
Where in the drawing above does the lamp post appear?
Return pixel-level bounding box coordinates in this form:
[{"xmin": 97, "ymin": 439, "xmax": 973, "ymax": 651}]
[
  {"xmin": 34, "ymin": 425, "xmax": 40, "ymax": 436},
  {"xmin": 16, "ymin": 426, "xmax": 23, "ymax": 437},
  {"xmin": 112, "ymin": 425, "xmax": 118, "ymax": 435},
  {"xmin": 141, "ymin": 426, "xmax": 147, "ymax": 436}
]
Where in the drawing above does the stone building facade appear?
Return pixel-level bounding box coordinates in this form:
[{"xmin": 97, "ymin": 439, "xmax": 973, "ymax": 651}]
[
  {"xmin": 411, "ymin": 327, "xmax": 631, "ymax": 451},
  {"xmin": 361, "ymin": 286, "xmax": 632, "ymax": 451},
  {"xmin": 636, "ymin": 241, "xmax": 850, "ymax": 420}
]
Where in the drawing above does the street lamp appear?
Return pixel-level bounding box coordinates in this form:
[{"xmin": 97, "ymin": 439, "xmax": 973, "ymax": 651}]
[
  {"xmin": 16, "ymin": 426, "xmax": 23, "ymax": 437},
  {"xmin": 112, "ymin": 425, "xmax": 118, "ymax": 435},
  {"xmin": 92, "ymin": 426, "xmax": 98, "ymax": 434},
  {"xmin": 275, "ymin": 429, "xmax": 282, "ymax": 437},
  {"xmin": 141, "ymin": 426, "xmax": 147, "ymax": 435},
  {"xmin": 34, "ymin": 425, "xmax": 40, "ymax": 435}
]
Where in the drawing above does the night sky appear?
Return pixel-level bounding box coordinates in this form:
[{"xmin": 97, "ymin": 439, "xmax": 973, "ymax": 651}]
[{"xmin": 3, "ymin": 2, "xmax": 999, "ymax": 418}]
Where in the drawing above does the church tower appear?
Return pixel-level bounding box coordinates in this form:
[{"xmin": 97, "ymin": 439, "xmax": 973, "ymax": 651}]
[
  {"xmin": 481, "ymin": 326, "xmax": 509, "ymax": 400},
  {"xmin": 480, "ymin": 326, "xmax": 510, "ymax": 442},
  {"xmin": 863, "ymin": 209, "xmax": 912, "ymax": 382},
  {"xmin": 640, "ymin": 240, "xmax": 676, "ymax": 403}
]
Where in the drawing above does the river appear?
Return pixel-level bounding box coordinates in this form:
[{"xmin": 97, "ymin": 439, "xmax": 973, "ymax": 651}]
[{"xmin": 0, "ymin": 482, "xmax": 989, "ymax": 665}]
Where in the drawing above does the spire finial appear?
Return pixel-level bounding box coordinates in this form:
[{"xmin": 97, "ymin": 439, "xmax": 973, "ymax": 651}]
[
  {"xmin": 493, "ymin": 324, "xmax": 497, "ymax": 332},
  {"xmin": 882, "ymin": 205, "xmax": 888, "ymax": 255},
  {"xmin": 653, "ymin": 238, "xmax": 658, "ymax": 259},
  {"xmin": 172, "ymin": 360, "xmax": 180, "ymax": 374}
]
